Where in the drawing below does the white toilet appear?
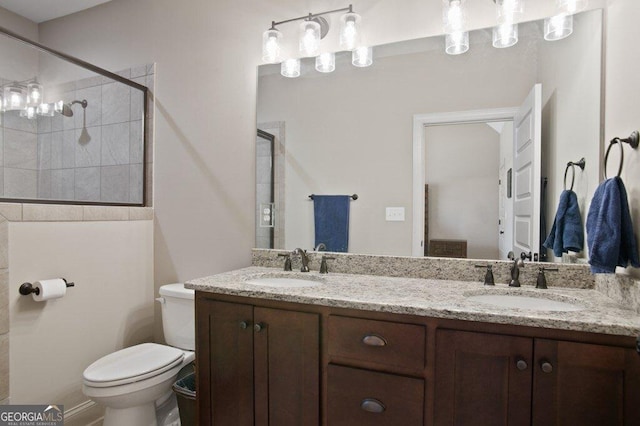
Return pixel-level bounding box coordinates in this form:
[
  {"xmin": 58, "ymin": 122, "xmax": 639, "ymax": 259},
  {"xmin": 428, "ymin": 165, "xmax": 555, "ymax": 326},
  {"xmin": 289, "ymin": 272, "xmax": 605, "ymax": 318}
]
[{"xmin": 82, "ymin": 283, "xmax": 195, "ymax": 426}]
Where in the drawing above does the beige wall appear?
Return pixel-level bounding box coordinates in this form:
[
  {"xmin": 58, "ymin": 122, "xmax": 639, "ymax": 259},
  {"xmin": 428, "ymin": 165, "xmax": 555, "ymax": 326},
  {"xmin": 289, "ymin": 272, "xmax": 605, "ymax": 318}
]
[{"xmin": 8, "ymin": 218, "xmax": 153, "ymax": 409}]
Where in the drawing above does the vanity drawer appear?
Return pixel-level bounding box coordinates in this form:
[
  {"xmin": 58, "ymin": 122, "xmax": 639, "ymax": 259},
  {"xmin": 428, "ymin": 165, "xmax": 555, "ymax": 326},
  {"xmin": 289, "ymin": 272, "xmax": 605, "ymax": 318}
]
[
  {"xmin": 327, "ymin": 364, "xmax": 424, "ymax": 426},
  {"xmin": 328, "ymin": 315, "xmax": 426, "ymax": 370}
]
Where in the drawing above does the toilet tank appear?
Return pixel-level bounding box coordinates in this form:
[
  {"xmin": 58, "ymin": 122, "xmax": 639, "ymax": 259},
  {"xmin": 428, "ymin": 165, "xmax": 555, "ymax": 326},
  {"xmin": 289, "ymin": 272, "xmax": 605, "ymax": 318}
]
[{"xmin": 158, "ymin": 283, "xmax": 195, "ymax": 350}]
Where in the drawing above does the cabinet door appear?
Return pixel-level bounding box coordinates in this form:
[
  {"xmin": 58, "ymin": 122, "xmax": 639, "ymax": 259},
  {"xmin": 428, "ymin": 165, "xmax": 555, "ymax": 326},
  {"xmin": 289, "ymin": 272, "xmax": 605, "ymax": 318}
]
[
  {"xmin": 434, "ymin": 330, "xmax": 533, "ymax": 426},
  {"xmin": 196, "ymin": 299, "xmax": 254, "ymax": 426},
  {"xmin": 254, "ymin": 307, "xmax": 320, "ymax": 426},
  {"xmin": 533, "ymin": 339, "xmax": 640, "ymax": 426}
]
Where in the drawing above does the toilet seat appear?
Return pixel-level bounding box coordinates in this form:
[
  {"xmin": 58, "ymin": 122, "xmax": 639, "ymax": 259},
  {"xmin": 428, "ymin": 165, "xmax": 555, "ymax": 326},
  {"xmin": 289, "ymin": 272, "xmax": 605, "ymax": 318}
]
[{"xmin": 83, "ymin": 343, "xmax": 184, "ymax": 388}]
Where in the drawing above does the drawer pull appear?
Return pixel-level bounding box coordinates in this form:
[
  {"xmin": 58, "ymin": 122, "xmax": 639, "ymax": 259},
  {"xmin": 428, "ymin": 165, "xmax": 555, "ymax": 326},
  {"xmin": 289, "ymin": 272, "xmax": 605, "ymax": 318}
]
[
  {"xmin": 361, "ymin": 398, "xmax": 386, "ymax": 413},
  {"xmin": 362, "ymin": 334, "xmax": 387, "ymax": 347}
]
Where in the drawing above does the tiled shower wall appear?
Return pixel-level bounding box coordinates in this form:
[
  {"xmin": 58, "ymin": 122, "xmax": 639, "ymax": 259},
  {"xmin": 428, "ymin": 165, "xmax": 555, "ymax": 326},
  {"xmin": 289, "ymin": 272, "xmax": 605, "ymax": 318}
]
[{"xmin": 0, "ymin": 64, "xmax": 153, "ymax": 204}]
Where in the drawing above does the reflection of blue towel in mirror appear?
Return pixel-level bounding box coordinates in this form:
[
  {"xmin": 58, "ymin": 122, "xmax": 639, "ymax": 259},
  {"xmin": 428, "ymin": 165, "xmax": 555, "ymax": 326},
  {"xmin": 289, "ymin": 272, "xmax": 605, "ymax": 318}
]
[
  {"xmin": 313, "ymin": 195, "xmax": 350, "ymax": 252},
  {"xmin": 587, "ymin": 177, "xmax": 640, "ymax": 273},
  {"xmin": 543, "ymin": 190, "xmax": 583, "ymax": 258}
]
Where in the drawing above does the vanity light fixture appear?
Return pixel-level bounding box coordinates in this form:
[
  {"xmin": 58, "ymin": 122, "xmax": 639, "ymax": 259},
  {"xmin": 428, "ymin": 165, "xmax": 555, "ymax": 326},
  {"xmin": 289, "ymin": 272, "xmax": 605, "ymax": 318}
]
[
  {"xmin": 262, "ymin": 28, "xmax": 283, "ymax": 64},
  {"xmin": 316, "ymin": 52, "xmax": 336, "ymax": 73},
  {"xmin": 492, "ymin": 0, "xmax": 520, "ymax": 48},
  {"xmin": 26, "ymin": 80, "xmax": 43, "ymax": 107},
  {"xmin": 281, "ymin": 58, "xmax": 301, "ymax": 78},
  {"xmin": 544, "ymin": 13, "xmax": 573, "ymax": 41},
  {"xmin": 558, "ymin": 0, "xmax": 587, "ymax": 15},
  {"xmin": 493, "ymin": 22, "xmax": 518, "ymax": 48},
  {"xmin": 443, "ymin": 0, "xmax": 469, "ymax": 55},
  {"xmin": 340, "ymin": 10, "xmax": 361, "ymax": 51},
  {"xmin": 2, "ymin": 82, "xmax": 27, "ymax": 111},
  {"xmin": 299, "ymin": 19, "xmax": 321, "ymax": 57},
  {"xmin": 352, "ymin": 46, "xmax": 373, "ymax": 67}
]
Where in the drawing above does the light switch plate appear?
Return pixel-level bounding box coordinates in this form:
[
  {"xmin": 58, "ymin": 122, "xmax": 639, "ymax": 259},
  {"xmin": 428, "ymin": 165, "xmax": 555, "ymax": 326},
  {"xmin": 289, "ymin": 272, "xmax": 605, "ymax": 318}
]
[{"xmin": 385, "ymin": 207, "xmax": 405, "ymax": 222}]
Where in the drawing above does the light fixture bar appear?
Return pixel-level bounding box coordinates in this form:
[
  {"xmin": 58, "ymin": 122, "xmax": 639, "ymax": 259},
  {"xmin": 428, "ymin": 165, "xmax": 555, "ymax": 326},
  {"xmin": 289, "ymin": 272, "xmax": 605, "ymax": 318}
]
[{"xmin": 270, "ymin": 5, "xmax": 353, "ymax": 29}]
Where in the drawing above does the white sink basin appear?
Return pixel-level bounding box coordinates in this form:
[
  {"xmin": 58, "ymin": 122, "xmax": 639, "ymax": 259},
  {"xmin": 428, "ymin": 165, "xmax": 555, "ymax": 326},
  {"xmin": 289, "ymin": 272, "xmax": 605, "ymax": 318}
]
[
  {"xmin": 245, "ymin": 276, "xmax": 321, "ymax": 288},
  {"xmin": 467, "ymin": 294, "xmax": 583, "ymax": 312}
]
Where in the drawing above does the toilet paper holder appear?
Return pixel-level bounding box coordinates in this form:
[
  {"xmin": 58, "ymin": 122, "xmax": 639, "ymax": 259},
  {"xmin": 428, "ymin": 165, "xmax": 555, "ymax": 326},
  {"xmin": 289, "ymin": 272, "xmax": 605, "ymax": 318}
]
[{"xmin": 19, "ymin": 278, "xmax": 75, "ymax": 296}]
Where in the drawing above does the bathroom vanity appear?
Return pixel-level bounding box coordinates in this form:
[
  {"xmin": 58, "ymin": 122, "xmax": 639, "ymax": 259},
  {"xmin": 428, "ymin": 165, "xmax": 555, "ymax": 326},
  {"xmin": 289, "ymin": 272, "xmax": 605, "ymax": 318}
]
[{"xmin": 187, "ymin": 260, "xmax": 640, "ymax": 426}]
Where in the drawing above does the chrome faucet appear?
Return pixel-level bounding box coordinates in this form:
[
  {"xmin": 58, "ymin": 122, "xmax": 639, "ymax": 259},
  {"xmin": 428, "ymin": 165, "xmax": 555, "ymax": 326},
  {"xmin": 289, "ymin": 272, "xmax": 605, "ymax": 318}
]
[
  {"xmin": 314, "ymin": 243, "xmax": 326, "ymax": 251},
  {"xmin": 510, "ymin": 257, "xmax": 525, "ymax": 287},
  {"xmin": 292, "ymin": 248, "xmax": 310, "ymax": 272}
]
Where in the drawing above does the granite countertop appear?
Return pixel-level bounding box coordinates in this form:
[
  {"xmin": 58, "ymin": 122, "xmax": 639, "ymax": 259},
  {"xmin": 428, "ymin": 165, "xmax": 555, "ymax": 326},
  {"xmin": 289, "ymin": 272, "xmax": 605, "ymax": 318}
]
[{"xmin": 186, "ymin": 266, "xmax": 640, "ymax": 338}]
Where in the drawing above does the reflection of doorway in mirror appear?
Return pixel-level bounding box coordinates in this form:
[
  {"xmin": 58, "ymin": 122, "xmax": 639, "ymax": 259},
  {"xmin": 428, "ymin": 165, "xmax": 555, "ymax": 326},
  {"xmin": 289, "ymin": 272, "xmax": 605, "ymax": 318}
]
[{"xmin": 257, "ymin": 122, "xmax": 286, "ymax": 249}]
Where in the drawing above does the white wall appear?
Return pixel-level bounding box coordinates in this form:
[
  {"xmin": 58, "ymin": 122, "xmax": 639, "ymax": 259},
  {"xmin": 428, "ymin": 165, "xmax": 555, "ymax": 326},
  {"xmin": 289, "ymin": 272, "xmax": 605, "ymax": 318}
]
[
  {"xmin": 425, "ymin": 123, "xmax": 500, "ymax": 259},
  {"xmin": 9, "ymin": 220, "xmax": 154, "ymax": 408}
]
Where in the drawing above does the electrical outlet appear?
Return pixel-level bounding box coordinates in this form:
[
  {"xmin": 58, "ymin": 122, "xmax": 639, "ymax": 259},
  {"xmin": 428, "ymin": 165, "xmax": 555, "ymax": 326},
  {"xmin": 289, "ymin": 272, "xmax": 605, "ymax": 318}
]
[{"xmin": 385, "ymin": 207, "xmax": 405, "ymax": 222}]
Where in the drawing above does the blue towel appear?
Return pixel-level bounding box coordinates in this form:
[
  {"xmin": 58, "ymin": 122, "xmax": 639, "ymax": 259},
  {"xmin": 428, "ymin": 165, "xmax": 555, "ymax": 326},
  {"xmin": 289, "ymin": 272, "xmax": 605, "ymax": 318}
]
[
  {"xmin": 543, "ymin": 190, "xmax": 584, "ymax": 258},
  {"xmin": 586, "ymin": 177, "xmax": 640, "ymax": 273},
  {"xmin": 313, "ymin": 195, "xmax": 350, "ymax": 252}
]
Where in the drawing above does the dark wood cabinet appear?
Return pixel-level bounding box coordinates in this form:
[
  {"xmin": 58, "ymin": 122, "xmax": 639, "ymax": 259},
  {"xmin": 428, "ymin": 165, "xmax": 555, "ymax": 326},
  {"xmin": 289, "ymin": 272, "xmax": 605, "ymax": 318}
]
[
  {"xmin": 196, "ymin": 292, "xmax": 640, "ymax": 426},
  {"xmin": 196, "ymin": 298, "xmax": 319, "ymax": 426},
  {"xmin": 435, "ymin": 330, "xmax": 640, "ymax": 426}
]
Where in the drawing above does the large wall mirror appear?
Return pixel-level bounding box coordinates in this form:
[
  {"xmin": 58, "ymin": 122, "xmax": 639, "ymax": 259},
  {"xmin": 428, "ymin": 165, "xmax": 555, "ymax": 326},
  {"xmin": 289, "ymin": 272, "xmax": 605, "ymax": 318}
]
[
  {"xmin": 256, "ymin": 9, "xmax": 603, "ymax": 263},
  {"xmin": 0, "ymin": 27, "xmax": 148, "ymax": 206}
]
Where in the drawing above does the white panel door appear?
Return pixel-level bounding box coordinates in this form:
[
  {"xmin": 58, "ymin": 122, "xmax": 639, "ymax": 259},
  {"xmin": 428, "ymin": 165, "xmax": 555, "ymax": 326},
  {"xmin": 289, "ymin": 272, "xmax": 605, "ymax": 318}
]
[{"xmin": 513, "ymin": 84, "xmax": 542, "ymax": 260}]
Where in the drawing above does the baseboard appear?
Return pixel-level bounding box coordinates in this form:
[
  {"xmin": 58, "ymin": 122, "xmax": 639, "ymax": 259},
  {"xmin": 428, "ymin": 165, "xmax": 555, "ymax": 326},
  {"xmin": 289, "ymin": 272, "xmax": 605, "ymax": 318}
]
[{"xmin": 64, "ymin": 400, "xmax": 104, "ymax": 426}]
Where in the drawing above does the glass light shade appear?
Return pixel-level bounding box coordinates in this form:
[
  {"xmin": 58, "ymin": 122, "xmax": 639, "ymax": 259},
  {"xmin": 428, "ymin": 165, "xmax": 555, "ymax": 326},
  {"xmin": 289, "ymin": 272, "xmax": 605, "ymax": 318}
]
[
  {"xmin": 445, "ymin": 31, "xmax": 469, "ymax": 55},
  {"xmin": 352, "ymin": 46, "xmax": 373, "ymax": 67},
  {"xmin": 315, "ymin": 52, "xmax": 336, "ymax": 73},
  {"xmin": 3, "ymin": 84, "xmax": 26, "ymax": 111},
  {"xmin": 27, "ymin": 81, "xmax": 43, "ymax": 106},
  {"xmin": 339, "ymin": 12, "xmax": 361, "ymax": 51},
  {"xmin": 54, "ymin": 100, "xmax": 65, "ymax": 114},
  {"xmin": 37, "ymin": 102, "xmax": 55, "ymax": 117},
  {"xmin": 443, "ymin": 0, "xmax": 466, "ymax": 34},
  {"xmin": 299, "ymin": 20, "xmax": 321, "ymax": 57},
  {"xmin": 496, "ymin": 0, "xmax": 524, "ymax": 24},
  {"xmin": 493, "ymin": 23, "xmax": 518, "ymax": 48},
  {"xmin": 19, "ymin": 106, "xmax": 36, "ymax": 119},
  {"xmin": 262, "ymin": 28, "xmax": 283, "ymax": 63},
  {"xmin": 281, "ymin": 58, "xmax": 301, "ymax": 78},
  {"xmin": 557, "ymin": 0, "xmax": 587, "ymax": 15},
  {"xmin": 544, "ymin": 14, "xmax": 573, "ymax": 41}
]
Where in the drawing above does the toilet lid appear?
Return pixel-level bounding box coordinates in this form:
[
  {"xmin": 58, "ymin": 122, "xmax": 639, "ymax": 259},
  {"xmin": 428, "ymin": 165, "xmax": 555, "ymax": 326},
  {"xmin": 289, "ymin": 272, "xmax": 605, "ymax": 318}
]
[{"xmin": 83, "ymin": 343, "xmax": 184, "ymax": 387}]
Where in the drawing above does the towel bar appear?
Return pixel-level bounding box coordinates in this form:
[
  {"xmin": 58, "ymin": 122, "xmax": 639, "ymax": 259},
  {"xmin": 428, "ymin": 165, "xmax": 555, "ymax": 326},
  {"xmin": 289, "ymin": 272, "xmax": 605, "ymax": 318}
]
[
  {"xmin": 604, "ymin": 131, "xmax": 639, "ymax": 178},
  {"xmin": 563, "ymin": 158, "xmax": 585, "ymax": 191},
  {"xmin": 308, "ymin": 194, "xmax": 358, "ymax": 200}
]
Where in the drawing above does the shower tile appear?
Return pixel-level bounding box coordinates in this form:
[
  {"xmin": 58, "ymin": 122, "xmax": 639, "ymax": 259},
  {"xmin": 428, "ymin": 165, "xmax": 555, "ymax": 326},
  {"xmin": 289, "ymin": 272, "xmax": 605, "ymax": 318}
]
[
  {"xmin": 102, "ymin": 122, "xmax": 129, "ymax": 166},
  {"xmin": 144, "ymin": 118, "xmax": 154, "ymax": 163},
  {"xmin": 38, "ymin": 170, "xmax": 51, "ymax": 199},
  {"xmin": 51, "ymin": 113, "xmax": 64, "ymax": 132},
  {"xmin": 4, "ymin": 168, "xmax": 37, "ymax": 198},
  {"xmin": 50, "ymin": 131, "xmax": 63, "ymax": 169},
  {"xmin": 116, "ymin": 68, "xmax": 131, "ymax": 79},
  {"xmin": 62, "ymin": 130, "xmax": 76, "ymax": 168},
  {"xmin": 76, "ymin": 75, "xmax": 103, "ymax": 90},
  {"xmin": 147, "ymin": 63, "xmax": 156, "ymax": 75},
  {"xmin": 4, "ymin": 129, "xmax": 37, "ymax": 169},
  {"xmin": 75, "ymin": 85, "xmax": 102, "ymax": 129},
  {"xmin": 131, "ymin": 65, "xmax": 147, "ymax": 79},
  {"xmin": 51, "ymin": 169, "xmax": 75, "ymax": 199},
  {"xmin": 256, "ymin": 156, "xmax": 272, "ymax": 185},
  {"xmin": 131, "ymin": 80, "xmax": 145, "ymax": 121},
  {"xmin": 3, "ymin": 111, "xmax": 36, "ymax": 133},
  {"xmin": 75, "ymin": 126, "xmax": 102, "ymax": 167},
  {"xmin": 130, "ymin": 120, "xmax": 143, "ymax": 163},
  {"xmin": 101, "ymin": 165, "xmax": 129, "ymax": 203},
  {"xmin": 102, "ymin": 82, "xmax": 131, "ymax": 125},
  {"xmin": 0, "ymin": 169, "xmax": 4, "ymax": 197},
  {"xmin": 37, "ymin": 116, "xmax": 52, "ymax": 133},
  {"xmin": 38, "ymin": 133, "xmax": 52, "ymax": 170},
  {"xmin": 130, "ymin": 164, "xmax": 143, "ymax": 204},
  {"xmin": 75, "ymin": 167, "xmax": 101, "ymax": 202}
]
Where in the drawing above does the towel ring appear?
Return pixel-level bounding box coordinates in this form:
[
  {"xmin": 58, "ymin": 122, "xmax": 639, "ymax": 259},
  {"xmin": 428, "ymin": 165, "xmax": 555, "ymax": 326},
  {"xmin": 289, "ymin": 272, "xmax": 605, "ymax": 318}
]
[
  {"xmin": 563, "ymin": 158, "xmax": 586, "ymax": 191},
  {"xmin": 308, "ymin": 194, "xmax": 358, "ymax": 200},
  {"xmin": 604, "ymin": 131, "xmax": 639, "ymax": 179}
]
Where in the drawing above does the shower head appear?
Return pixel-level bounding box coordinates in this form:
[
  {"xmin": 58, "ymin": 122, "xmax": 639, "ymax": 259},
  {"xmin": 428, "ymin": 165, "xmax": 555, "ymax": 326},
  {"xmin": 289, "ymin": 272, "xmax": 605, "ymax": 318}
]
[{"xmin": 59, "ymin": 99, "xmax": 88, "ymax": 117}]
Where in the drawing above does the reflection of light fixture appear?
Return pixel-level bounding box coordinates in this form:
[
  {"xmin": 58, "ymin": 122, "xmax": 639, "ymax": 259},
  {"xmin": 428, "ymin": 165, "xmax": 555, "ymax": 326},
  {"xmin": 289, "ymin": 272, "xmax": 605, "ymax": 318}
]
[
  {"xmin": 315, "ymin": 52, "xmax": 335, "ymax": 73},
  {"xmin": 352, "ymin": 46, "xmax": 372, "ymax": 67},
  {"xmin": 544, "ymin": 14, "xmax": 573, "ymax": 41},
  {"xmin": 26, "ymin": 80, "xmax": 43, "ymax": 107},
  {"xmin": 19, "ymin": 105, "xmax": 36, "ymax": 119},
  {"xmin": 493, "ymin": 23, "xmax": 518, "ymax": 48},
  {"xmin": 36, "ymin": 102, "xmax": 55, "ymax": 117},
  {"xmin": 3, "ymin": 83, "xmax": 27, "ymax": 111},
  {"xmin": 443, "ymin": 0, "xmax": 466, "ymax": 34},
  {"xmin": 558, "ymin": 0, "xmax": 587, "ymax": 15},
  {"xmin": 445, "ymin": 31, "xmax": 469, "ymax": 55},
  {"xmin": 340, "ymin": 11, "xmax": 361, "ymax": 51},
  {"xmin": 299, "ymin": 20, "xmax": 321, "ymax": 57},
  {"xmin": 262, "ymin": 28, "xmax": 282, "ymax": 63},
  {"xmin": 281, "ymin": 58, "xmax": 301, "ymax": 78}
]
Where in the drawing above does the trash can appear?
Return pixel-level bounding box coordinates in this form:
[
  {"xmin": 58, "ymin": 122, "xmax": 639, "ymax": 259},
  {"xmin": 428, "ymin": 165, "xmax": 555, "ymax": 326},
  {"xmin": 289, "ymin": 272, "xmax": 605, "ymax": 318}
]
[{"xmin": 172, "ymin": 372, "xmax": 196, "ymax": 425}]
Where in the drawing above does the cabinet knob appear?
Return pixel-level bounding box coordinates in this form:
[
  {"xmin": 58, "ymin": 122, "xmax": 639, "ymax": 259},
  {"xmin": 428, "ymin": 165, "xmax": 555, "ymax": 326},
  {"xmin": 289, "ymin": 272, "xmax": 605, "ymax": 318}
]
[
  {"xmin": 541, "ymin": 361, "xmax": 554, "ymax": 374},
  {"xmin": 239, "ymin": 321, "xmax": 249, "ymax": 330},
  {"xmin": 360, "ymin": 398, "xmax": 386, "ymax": 413},
  {"xmin": 362, "ymin": 334, "xmax": 387, "ymax": 347},
  {"xmin": 254, "ymin": 323, "xmax": 264, "ymax": 333},
  {"xmin": 516, "ymin": 359, "xmax": 528, "ymax": 371}
]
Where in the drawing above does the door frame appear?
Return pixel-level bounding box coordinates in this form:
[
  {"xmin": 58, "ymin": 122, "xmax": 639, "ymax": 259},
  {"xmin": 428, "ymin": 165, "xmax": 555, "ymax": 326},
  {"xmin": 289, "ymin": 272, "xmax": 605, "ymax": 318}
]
[{"xmin": 412, "ymin": 108, "xmax": 519, "ymax": 257}]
